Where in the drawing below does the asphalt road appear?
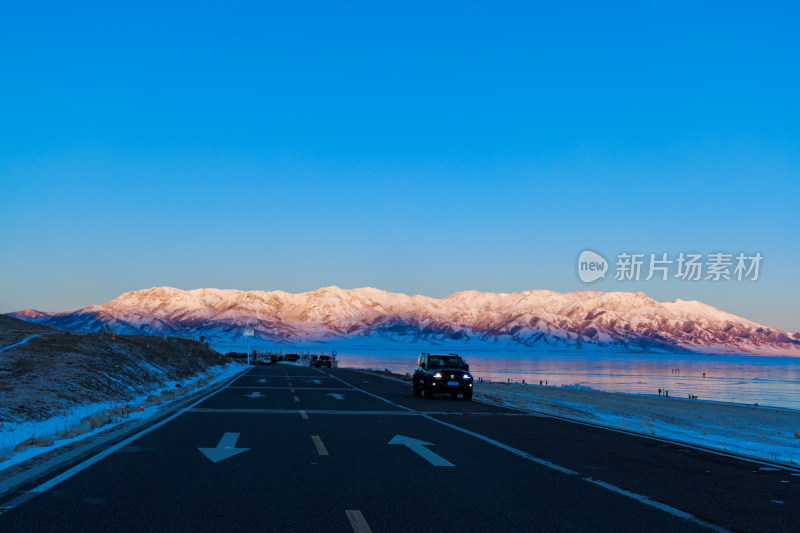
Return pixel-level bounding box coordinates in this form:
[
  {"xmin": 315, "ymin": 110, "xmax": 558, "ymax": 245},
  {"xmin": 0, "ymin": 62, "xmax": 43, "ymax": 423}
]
[{"xmin": 1, "ymin": 364, "xmax": 798, "ymax": 532}]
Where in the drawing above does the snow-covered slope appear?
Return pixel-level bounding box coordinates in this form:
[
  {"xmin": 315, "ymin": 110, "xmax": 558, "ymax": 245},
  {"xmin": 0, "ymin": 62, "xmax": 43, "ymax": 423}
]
[{"xmin": 8, "ymin": 286, "xmax": 800, "ymax": 354}]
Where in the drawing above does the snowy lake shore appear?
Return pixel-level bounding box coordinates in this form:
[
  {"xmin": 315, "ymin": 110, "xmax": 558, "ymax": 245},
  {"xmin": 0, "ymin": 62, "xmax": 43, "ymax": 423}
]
[
  {"xmin": 474, "ymin": 380, "xmax": 800, "ymax": 466},
  {"xmin": 352, "ymin": 367, "xmax": 800, "ymax": 467}
]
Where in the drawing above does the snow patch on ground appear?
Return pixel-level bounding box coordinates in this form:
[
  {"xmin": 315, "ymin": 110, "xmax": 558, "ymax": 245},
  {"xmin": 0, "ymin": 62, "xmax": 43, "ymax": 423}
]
[
  {"xmin": 475, "ymin": 382, "xmax": 800, "ymax": 465},
  {"xmin": 0, "ymin": 334, "xmax": 40, "ymax": 353},
  {"xmin": 0, "ymin": 363, "xmax": 246, "ymax": 471}
]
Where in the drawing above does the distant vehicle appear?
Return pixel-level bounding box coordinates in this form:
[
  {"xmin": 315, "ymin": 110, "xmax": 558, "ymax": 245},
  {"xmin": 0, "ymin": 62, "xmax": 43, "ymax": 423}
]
[
  {"xmin": 258, "ymin": 356, "xmax": 271, "ymax": 365},
  {"xmin": 283, "ymin": 353, "xmax": 299, "ymax": 362},
  {"xmin": 413, "ymin": 353, "xmax": 473, "ymax": 400},
  {"xmin": 310, "ymin": 355, "xmax": 332, "ymax": 368}
]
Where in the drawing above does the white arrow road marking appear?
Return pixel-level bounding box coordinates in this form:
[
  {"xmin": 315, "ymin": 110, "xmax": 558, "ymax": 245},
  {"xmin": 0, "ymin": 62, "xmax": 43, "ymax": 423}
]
[
  {"xmin": 388, "ymin": 435, "xmax": 454, "ymax": 467},
  {"xmin": 257, "ymin": 379, "xmax": 268, "ymax": 383},
  {"xmin": 308, "ymin": 379, "xmax": 322, "ymax": 384},
  {"xmin": 246, "ymin": 392, "xmax": 263, "ymax": 398},
  {"xmin": 198, "ymin": 433, "xmax": 249, "ymax": 463},
  {"xmin": 326, "ymin": 393, "xmax": 345, "ymax": 400},
  {"xmin": 345, "ymin": 510, "xmax": 373, "ymax": 533}
]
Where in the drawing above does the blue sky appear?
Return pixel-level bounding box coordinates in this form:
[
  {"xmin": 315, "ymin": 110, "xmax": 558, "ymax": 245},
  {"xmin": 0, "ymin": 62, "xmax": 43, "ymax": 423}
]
[{"xmin": 1, "ymin": 1, "xmax": 798, "ymax": 331}]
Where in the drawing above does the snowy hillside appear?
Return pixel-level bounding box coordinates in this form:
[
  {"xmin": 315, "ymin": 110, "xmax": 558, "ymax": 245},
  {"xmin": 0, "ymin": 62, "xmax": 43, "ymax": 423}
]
[{"xmin": 8, "ymin": 286, "xmax": 800, "ymax": 355}]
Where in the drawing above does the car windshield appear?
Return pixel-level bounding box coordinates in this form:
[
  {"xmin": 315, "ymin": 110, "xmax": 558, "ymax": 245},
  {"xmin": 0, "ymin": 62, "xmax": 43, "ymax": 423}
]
[{"xmin": 430, "ymin": 356, "xmax": 463, "ymax": 368}]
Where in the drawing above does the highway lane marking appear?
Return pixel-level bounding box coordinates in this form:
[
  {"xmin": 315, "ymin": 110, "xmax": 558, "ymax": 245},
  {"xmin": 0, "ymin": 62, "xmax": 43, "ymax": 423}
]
[
  {"xmin": 322, "ymin": 369, "xmax": 733, "ymax": 533},
  {"xmin": 293, "ymin": 396, "xmax": 300, "ymax": 403},
  {"xmin": 342, "ymin": 367, "xmax": 800, "ymax": 471},
  {"xmin": 327, "ymin": 393, "xmax": 345, "ymax": 400},
  {"xmin": 228, "ymin": 386, "xmax": 353, "ymax": 390},
  {"xmin": 246, "ymin": 391, "xmax": 264, "ymax": 398},
  {"xmin": 300, "ymin": 410, "xmax": 308, "ymax": 420},
  {"xmin": 0, "ymin": 365, "xmax": 252, "ymax": 512},
  {"xmin": 190, "ymin": 409, "xmax": 421, "ymax": 415},
  {"xmin": 346, "ymin": 368, "xmax": 546, "ymax": 417},
  {"xmin": 345, "ymin": 510, "xmax": 373, "ymax": 533},
  {"xmin": 388, "ymin": 435, "xmax": 454, "ymax": 467},
  {"xmin": 198, "ymin": 432, "xmax": 249, "ymax": 463},
  {"xmin": 188, "ymin": 408, "xmax": 533, "ymax": 416},
  {"xmin": 291, "ymin": 388, "xmax": 295, "ymax": 393},
  {"xmin": 423, "ymin": 415, "xmax": 730, "ymax": 531},
  {"xmin": 311, "ymin": 435, "xmax": 329, "ymax": 456}
]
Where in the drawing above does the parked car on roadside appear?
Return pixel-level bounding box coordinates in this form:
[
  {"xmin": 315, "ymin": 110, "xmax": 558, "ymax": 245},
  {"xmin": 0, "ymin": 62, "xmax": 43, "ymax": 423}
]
[{"xmin": 413, "ymin": 353, "xmax": 473, "ymax": 400}]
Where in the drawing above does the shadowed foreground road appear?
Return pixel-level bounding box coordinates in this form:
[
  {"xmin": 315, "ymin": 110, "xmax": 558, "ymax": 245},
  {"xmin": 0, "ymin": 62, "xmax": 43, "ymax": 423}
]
[{"xmin": 1, "ymin": 365, "xmax": 798, "ymax": 532}]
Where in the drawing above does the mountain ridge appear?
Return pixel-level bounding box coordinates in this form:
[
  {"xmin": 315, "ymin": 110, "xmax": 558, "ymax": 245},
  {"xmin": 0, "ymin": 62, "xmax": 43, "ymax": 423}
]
[{"xmin": 8, "ymin": 286, "xmax": 800, "ymax": 355}]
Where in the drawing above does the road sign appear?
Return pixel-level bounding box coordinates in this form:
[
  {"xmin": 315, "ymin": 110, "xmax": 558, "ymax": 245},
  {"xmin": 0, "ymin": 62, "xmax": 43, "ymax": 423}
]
[{"xmin": 243, "ymin": 324, "xmax": 255, "ymax": 365}]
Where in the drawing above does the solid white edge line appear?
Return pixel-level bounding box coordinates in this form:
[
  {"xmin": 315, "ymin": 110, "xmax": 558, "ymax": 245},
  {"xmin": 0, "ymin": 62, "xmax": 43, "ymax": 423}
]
[
  {"xmin": 318, "ymin": 369, "xmax": 415, "ymax": 412},
  {"xmin": 345, "ymin": 509, "xmax": 373, "ymax": 533},
  {"xmin": 348, "ymin": 368, "xmax": 800, "ymax": 473},
  {"xmin": 326, "ymin": 367, "xmax": 732, "ymax": 533},
  {"xmin": 26, "ymin": 366, "xmax": 252, "ymax": 495},
  {"xmin": 423, "ymin": 414, "xmax": 730, "ymax": 533},
  {"xmin": 227, "ymin": 386, "xmax": 353, "ymax": 390}
]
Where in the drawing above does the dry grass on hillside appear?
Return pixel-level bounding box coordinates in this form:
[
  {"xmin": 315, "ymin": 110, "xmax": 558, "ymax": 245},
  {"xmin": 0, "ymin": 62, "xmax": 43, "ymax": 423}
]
[
  {"xmin": 0, "ymin": 315, "xmax": 59, "ymax": 347},
  {"xmin": 0, "ymin": 315, "xmax": 225, "ymax": 424}
]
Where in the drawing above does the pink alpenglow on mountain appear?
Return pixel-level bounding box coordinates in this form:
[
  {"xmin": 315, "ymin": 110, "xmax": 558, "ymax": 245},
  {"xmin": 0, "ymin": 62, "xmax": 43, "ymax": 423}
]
[{"xmin": 9, "ymin": 287, "xmax": 800, "ymax": 355}]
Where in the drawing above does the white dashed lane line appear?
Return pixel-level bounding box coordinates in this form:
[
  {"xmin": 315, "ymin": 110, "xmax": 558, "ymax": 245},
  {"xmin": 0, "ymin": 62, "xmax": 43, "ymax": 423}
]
[{"xmin": 311, "ymin": 435, "xmax": 329, "ymax": 456}]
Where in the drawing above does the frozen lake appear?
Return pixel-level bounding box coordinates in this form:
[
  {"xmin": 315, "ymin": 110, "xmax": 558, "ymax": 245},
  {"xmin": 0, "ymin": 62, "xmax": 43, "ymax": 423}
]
[{"xmin": 221, "ymin": 344, "xmax": 800, "ymax": 410}]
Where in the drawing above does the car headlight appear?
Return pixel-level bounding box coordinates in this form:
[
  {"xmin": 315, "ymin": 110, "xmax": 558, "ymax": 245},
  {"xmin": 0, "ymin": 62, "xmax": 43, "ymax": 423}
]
[
  {"xmin": 433, "ymin": 372, "xmax": 442, "ymax": 379},
  {"xmin": 463, "ymin": 373, "xmax": 472, "ymax": 380}
]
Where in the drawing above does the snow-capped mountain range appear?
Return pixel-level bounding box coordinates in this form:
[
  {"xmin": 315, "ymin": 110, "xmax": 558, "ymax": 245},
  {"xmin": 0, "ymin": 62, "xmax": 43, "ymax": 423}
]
[{"xmin": 7, "ymin": 286, "xmax": 800, "ymax": 355}]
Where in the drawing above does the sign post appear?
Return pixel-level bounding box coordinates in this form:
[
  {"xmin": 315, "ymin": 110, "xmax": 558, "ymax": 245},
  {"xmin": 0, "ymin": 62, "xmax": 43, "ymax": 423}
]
[{"xmin": 244, "ymin": 324, "xmax": 255, "ymax": 365}]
